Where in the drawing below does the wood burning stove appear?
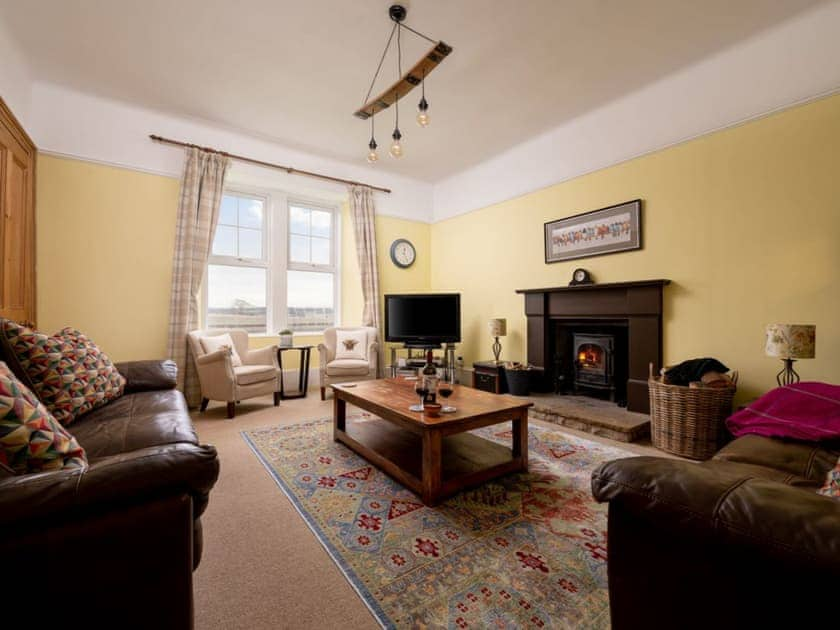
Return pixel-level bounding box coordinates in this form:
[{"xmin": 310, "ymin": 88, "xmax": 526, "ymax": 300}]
[{"xmin": 573, "ymin": 333, "xmax": 615, "ymax": 400}]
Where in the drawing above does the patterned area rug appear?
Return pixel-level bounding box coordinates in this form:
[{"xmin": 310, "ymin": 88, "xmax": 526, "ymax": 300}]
[{"xmin": 242, "ymin": 415, "xmax": 634, "ymax": 629}]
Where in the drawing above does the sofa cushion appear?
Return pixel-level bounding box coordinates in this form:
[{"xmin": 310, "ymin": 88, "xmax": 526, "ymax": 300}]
[
  {"xmin": 818, "ymin": 459, "xmax": 840, "ymax": 499},
  {"xmin": 200, "ymin": 333, "xmax": 242, "ymax": 367},
  {"xmin": 0, "ymin": 320, "xmax": 126, "ymax": 426},
  {"xmin": 233, "ymin": 365, "xmax": 276, "ymax": 386},
  {"xmin": 714, "ymin": 434, "xmax": 840, "ymax": 484},
  {"xmin": 325, "ymin": 359, "xmax": 371, "ymax": 377},
  {"xmin": 69, "ymin": 389, "xmax": 197, "ymax": 459},
  {"xmin": 0, "ymin": 361, "xmax": 87, "ymax": 474}
]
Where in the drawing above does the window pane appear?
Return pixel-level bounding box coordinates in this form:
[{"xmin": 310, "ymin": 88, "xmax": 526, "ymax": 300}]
[
  {"xmin": 239, "ymin": 228, "xmax": 262, "ymax": 259},
  {"xmin": 311, "ymin": 236, "xmax": 330, "ymax": 265},
  {"xmin": 287, "ymin": 270, "xmax": 334, "ymax": 332},
  {"xmin": 239, "ymin": 198, "xmax": 263, "ymax": 229},
  {"xmin": 219, "ymin": 196, "xmax": 237, "ymax": 226},
  {"xmin": 289, "ymin": 234, "xmax": 310, "ymax": 263},
  {"xmin": 289, "ymin": 206, "xmax": 310, "ymax": 235},
  {"xmin": 212, "ymin": 225, "xmax": 237, "ymax": 256},
  {"xmin": 311, "ymin": 210, "xmax": 331, "ymax": 238},
  {"xmin": 206, "ymin": 265, "xmax": 267, "ymax": 333}
]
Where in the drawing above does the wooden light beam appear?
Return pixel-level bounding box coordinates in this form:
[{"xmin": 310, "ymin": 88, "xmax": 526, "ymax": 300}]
[{"xmin": 354, "ymin": 41, "xmax": 452, "ymax": 120}]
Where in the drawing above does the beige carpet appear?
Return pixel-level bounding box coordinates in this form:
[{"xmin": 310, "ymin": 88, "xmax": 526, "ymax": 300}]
[{"xmin": 191, "ymin": 392, "xmax": 665, "ymax": 630}]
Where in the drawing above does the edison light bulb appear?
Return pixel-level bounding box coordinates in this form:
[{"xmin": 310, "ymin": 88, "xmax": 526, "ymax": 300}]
[
  {"xmin": 366, "ymin": 137, "xmax": 378, "ymax": 163},
  {"xmin": 390, "ymin": 128, "xmax": 403, "ymax": 158},
  {"xmin": 417, "ymin": 95, "xmax": 430, "ymax": 127}
]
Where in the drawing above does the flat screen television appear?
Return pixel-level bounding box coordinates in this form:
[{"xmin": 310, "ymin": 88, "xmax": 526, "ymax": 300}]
[{"xmin": 384, "ymin": 293, "xmax": 461, "ymax": 346}]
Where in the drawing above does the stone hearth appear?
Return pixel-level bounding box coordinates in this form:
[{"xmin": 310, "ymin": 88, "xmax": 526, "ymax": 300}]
[{"xmin": 525, "ymin": 393, "xmax": 651, "ymax": 443}]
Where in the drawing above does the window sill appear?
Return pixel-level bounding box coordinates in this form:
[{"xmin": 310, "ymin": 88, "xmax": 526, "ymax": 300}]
[{"xmin": 248, "ymin": 331, "xmax": 329, "ymax": 339}]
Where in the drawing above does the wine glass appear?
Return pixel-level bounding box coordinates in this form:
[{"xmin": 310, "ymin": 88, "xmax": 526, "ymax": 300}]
[
  {"xmin": 410, "ymin": 369, "xmax": 427, "ymax": 412},
  {"xmin": 439, "ymin": 369, "xmax": 455, "ymax": 413}
]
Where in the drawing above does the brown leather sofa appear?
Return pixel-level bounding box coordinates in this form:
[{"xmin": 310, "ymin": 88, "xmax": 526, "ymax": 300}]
[
  {"xmin": 0, "ymin": 359, "xmax": 219, "ymax": 629},
  {"xmin": 592, "ymin": 434, "xmax": 840, "ymax": 629}
]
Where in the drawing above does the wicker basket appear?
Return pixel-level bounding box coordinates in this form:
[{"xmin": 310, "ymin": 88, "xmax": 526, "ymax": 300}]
[{"xmin": 648, "ymin": 363, "xmax": 738, "ymax": 460}]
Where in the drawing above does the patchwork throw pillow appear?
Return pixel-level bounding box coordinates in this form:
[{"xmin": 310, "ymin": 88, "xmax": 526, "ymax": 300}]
[
  {"xmin": 334, "ymin": 329, "xmax": 367, "ymax": 361},
  {"xmin": 199, "ymin": 333, "xmax": 243, "ymax": 367},
  {"xmin": 818, "ymin": 459, "xmax": 840, "ymax": 500},
  {"xmin": 0, "ymin": 320, "xmax": 126, "ymax": 426},
  {"xmin": 0, "ymin": 362, "xmax": 87, "ymax": 474}
]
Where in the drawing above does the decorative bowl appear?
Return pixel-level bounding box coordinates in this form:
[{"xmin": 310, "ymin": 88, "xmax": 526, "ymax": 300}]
[{"xmin": 423, "ymin": 403, "xmax": 442, "ymax": 417}]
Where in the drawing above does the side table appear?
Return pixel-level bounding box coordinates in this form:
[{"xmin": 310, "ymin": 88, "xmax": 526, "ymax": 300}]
[
  {"xmin": 277, "ymin": 345, "xmax": 312, "ymax": 400},
  {"xmin": 472, "ymin": 361, "xmax": 508, "ymax": 394}
]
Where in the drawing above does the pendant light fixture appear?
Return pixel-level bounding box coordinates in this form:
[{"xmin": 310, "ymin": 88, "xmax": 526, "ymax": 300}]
[
  {"xmin": 356, "ymin": 5, "xmax": 452, "ymax": 162},
  {"xmin": 366, "ymin": 113, "xmax": 378, "ymax": 163},
  {"xmin": 416, "ymin": 69, "xmax": 429, "ymax": 127},
  {"xmin": 390, "ymin": 91, "xmax": 403, "ymax": 159}
]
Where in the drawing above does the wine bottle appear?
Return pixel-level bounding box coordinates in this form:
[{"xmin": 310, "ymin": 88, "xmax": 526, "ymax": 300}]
[{"xmin": 422, "ymin": 349, "xmax": 439, "ymax": 404}]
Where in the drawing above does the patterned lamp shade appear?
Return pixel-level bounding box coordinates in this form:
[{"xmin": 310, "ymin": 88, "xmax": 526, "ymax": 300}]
[
  {"xmin": 488, "ymin": 318, "xmax": 507, "ymax": 337},
  {"xmin": 765, "ymin": 324, "xmax": 816, "ymax": 359}
]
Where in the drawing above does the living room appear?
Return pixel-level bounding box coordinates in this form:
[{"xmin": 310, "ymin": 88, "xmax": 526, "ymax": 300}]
[{"xmin": 1, "ymin": 1, "xmax": 838, "ymax": 628}]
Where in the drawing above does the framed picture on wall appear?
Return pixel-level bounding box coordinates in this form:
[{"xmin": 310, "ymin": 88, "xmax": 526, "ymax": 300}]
[{"xmin": 544, "ymin": 199, "xmax": 642, "ymax": 263}]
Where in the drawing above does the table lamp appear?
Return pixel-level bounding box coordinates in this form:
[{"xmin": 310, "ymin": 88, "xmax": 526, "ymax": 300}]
[
  {"xmin": 488, "ymin": 318, "xmax": 507, "ymax": 363},
  {"xmin": 765, "ymin": 324, "xmax": 815, "ymax": 386}
]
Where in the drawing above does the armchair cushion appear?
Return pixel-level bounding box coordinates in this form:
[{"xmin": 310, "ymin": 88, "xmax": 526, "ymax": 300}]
[
  {"xmin": 325, "ymin": 359, "xmax": 371, "ymax": 377},
  {"xmin": 0, "ymin": 362, "xmax": 87, "ymax": 474},
  {"xmin": 199, "ymin": 333, "xmax": 242, "ymax": 367},
  {"xmin": 233, "ymin": 364, "xmax": 277, "ymax": 386},
  {"xmin": 334, "ymin": 329, "xmax": 367, "ymax": 360},
  {"xmin": 0, "ymin": 319, "xmax": 126, "ymax": 426}
]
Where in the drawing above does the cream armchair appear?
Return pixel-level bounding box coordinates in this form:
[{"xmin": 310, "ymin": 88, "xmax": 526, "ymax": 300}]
[
  {"xmin": 188, "ymin": 329, "xmax": 280, "ymax": 419},
  {"xmin": 318, "ymin": 326, "xmax": 379, "ymax": 400}
]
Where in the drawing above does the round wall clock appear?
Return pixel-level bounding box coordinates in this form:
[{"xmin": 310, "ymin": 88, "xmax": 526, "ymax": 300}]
[{"xmin": 390, "ymin": 238, "xmax": 416, "ymax": 268}]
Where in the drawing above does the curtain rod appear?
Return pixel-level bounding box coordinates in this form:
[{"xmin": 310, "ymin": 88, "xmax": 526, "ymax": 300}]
[{"xmin": 149, "ymin": 134, "xmax": 392, "ymax": 193}]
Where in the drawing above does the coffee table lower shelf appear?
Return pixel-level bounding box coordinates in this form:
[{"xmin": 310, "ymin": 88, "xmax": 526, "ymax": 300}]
[{"xmin": 335, "ymin": 416, "xmax": 524, "ymax": 506}]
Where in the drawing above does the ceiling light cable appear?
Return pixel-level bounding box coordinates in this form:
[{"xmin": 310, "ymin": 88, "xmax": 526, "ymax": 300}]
[{"xmin": 362, "ymin": 21, "xmax": 398, "ymax": 106}]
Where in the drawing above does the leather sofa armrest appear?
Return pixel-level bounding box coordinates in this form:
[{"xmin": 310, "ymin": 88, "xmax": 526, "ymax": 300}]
[
  {"xmin": 116, "ymin": 359, "xmax": 177, "ymax": 393},
  {"xmin": 591, "ymin": 457, "xmax": 840, "ymax": 569},
  {"xmin": 0, "ymin": 442, "xmax": 220, "ymax": 528}
]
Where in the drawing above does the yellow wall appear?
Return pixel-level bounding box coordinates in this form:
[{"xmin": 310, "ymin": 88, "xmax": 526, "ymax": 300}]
[
  {"xmin": 37, "ymin": 156, "xmax": 180, "ymax": 361},
  {"xmin": 37, "ymin": 93, "xmax": 840, "ymax": 401},
  {"xmin": 431, "ymin": 93, "xmax": 840, "ymax": 401},
  {"xmin": 36, "ymin": 154, "xmax": 431, "ymax": 367}
]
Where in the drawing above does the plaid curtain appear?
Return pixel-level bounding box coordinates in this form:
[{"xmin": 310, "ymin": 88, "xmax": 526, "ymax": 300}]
[
  {"xmin": 348, "ymin": 185, "xmax": 382, "ymax": 375},
  {"xmin": 167, "ymin": 147, "xmax": 231, "ymax": 406}
]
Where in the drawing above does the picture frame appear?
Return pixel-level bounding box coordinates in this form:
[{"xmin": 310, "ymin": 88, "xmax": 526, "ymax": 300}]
[{"xmin": 544, "ymin": 199, "xmax": 642, "ymax": 264}]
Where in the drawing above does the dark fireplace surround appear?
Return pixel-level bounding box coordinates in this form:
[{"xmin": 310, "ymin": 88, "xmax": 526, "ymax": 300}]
[{"xmin": 516, "ymin": 280, "xmax": 670, "ymax": 414}]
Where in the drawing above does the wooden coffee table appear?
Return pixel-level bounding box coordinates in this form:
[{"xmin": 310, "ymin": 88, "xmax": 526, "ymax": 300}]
[{"xmin": 331, "ymin": 378, "xmax": 532, "ymax": 505}]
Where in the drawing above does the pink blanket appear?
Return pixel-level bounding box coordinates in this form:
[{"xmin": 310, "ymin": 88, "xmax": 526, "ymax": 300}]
[{"xmin": 726, "ymin": 382, "xmax": 840, "ymax": 441}]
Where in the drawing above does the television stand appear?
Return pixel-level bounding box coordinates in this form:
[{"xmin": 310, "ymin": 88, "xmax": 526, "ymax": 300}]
[{"xmin": 389, "ymin": 344, "xmax": 456, "ymax": 381}]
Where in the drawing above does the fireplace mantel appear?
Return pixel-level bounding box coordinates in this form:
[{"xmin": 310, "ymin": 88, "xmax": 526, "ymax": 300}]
[
  {"xmin": 516, "ymin": 279, "xmax": 670, "ymax": 413},
  {"xmin": 515, "ymin": 279, "xmax": 670, "ymax": 295}
]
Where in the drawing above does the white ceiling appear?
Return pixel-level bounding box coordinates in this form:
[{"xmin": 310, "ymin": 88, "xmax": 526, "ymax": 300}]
[{"xmin": 0, "ymin": 0, "xmax": 830, "ymax": 181}]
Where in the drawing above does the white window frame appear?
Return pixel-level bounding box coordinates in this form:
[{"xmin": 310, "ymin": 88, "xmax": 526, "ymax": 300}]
[
  {"xmin": 281, "ymin": 196, "xmax": 341, "ymax": 335},
  {"xmin": 204, "ymin": 187, "xmax": 340, "ymax": 336}
]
